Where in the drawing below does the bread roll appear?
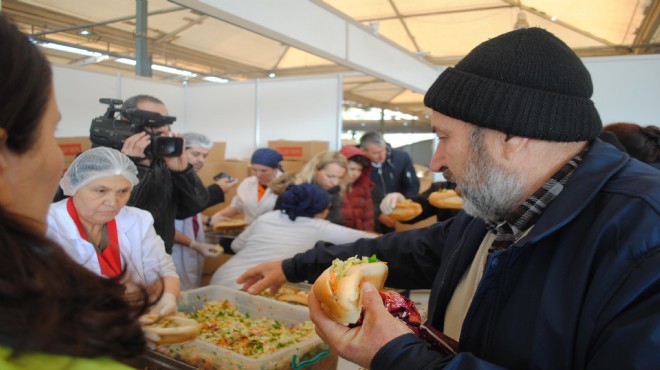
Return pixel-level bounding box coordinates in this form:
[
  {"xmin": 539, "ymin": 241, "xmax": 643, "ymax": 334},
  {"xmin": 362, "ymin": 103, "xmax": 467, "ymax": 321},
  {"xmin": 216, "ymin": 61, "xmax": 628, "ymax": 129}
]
[
  {"xmin": 212, "ymin": 219, "xmax": 248, "ymax": 231},
  {"xmin": 388, "ymin": 199, "xmax": 423, "ymax": 221},
  {"xmin": 276, "ymin": 292, "xmax": 309, "ymax": 306},
  {"xmin": 428, "ymin": 189, "xmax": 462, "ymax": 209},
  {"xmin": 142, "ymin": 315, "xmax": 200, "ymax": 345},
  {"xmin": 312, "ymin": 256, "xmax": 388, "ymax": 325}
]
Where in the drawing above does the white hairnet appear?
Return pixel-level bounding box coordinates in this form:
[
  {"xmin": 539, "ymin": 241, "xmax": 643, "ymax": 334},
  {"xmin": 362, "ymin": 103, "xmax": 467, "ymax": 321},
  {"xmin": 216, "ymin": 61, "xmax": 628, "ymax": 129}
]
[
  {"xmin": 183, "ymin": 132, "xmax": 213, "ymax": 149},
  {"xmin": 60, "ymin": 147, "xmax": 139, "ymax": 196}
]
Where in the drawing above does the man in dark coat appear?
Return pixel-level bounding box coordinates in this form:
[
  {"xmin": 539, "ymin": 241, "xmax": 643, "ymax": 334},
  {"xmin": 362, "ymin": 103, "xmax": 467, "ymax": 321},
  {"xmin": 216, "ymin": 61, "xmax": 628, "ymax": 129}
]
[
  {"xmin": 236, "ymin": 28, "xmax": 660, "ymax": 369},
  {"xmin": 359, "ymin": 131, "xmax": 420, "ymax": 233}
]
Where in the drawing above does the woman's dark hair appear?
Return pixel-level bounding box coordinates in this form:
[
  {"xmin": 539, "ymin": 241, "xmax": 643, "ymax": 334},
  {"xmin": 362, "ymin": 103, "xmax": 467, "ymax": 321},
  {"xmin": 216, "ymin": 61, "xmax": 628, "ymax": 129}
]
[
  {"xmin": 0, "ymin": 15, "xmax": 149, "ymax": 360},
  {"xmin": 604, "ymin": 122, "xmax": 660, "ymax": 164},
  {"xmin": 279, "ymin": 184, "xmax": 332, "ymax": 221}
]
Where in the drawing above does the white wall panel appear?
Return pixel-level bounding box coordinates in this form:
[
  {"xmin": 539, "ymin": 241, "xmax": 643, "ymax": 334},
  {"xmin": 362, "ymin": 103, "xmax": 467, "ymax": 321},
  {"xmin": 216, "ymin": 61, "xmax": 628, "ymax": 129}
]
[
  {"xmin": 52, "ymin": 65, "xmax": 118, "ymax": 137},
  {"xmin": 258, "ymin": 76, "xmax": 341, "ymax": 150},
  {"xmin": 185, "ymin": 82, "xmax": 257, "ymax": 159},
  {"xmin": 585, "ymin": 54, "xmax": 660, "ymax": 126}
]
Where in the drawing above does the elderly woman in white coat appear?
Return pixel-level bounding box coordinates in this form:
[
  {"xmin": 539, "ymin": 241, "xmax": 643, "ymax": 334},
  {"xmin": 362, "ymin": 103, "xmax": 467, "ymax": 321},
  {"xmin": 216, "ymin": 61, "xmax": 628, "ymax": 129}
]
[{"xmin": 47, "ymin": 147, "xmax": 180, "ymax": 316}]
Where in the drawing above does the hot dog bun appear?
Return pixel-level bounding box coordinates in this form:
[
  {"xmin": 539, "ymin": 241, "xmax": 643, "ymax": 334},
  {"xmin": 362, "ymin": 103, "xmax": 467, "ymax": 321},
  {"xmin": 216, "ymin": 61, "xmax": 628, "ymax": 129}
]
[
  {"xmin": 141, "ymin": 315, "xmax": 200, "ymax": 345},
  {"xmin": 388, "ymin": 199, "xmax": 423, "ymax": 221},
  {"xmin": 312, "ymin": 258, "xmax": 388, "ymax": 325},
  {"xmin": 276, "ymin": 292, "xmax": 309, "ymax": 306},
  {"xmin": 428, "ymin": 189, "xmax": 462, "ymax": 209}
]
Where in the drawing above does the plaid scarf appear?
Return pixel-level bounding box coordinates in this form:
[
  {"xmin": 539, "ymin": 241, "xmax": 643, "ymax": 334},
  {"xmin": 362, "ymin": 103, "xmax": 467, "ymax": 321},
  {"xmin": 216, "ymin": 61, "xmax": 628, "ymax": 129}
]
[{"xmin": 485, "ymin": 148, "xmax": 587, "ymax": 253}]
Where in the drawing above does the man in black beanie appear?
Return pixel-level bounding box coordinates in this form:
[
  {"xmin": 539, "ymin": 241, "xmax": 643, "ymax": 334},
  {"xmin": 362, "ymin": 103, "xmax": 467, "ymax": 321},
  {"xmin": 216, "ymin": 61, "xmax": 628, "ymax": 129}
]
[{"xmin": 237, "ymin": 28, "xmax": 660, "ymax": 369}]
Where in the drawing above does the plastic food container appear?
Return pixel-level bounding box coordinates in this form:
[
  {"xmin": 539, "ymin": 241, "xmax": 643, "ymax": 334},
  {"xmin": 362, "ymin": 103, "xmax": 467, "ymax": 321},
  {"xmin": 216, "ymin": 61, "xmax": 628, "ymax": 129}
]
[{"xmin": 156, "ymin": 286, "xmax": 337, "ymax": 370}]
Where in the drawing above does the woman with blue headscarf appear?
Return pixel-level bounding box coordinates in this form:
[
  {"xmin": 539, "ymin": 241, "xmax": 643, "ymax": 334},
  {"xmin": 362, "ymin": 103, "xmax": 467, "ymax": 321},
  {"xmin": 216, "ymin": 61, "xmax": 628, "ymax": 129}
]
[
  {"xmin": 209, "ymin": 148, "xmax": 284, "ymax": 224},
  {"xmin": 210, "ymin": 184, "xmax": 376, "ymax": 289}
]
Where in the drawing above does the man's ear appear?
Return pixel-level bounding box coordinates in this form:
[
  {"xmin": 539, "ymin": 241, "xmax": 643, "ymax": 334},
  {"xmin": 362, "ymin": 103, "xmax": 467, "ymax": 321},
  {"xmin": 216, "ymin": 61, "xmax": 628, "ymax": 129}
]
[{"xmin": 501, "ymin": 133, "xmax": 529, "ymax": 161}]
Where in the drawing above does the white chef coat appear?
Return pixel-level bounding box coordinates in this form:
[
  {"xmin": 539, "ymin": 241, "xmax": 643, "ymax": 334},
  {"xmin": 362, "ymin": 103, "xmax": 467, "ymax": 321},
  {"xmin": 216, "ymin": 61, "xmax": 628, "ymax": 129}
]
[
  {"xmin": 47, "ymin": 199, "xmax": 178, "ymax": 286},
  {"xmin": 173, "ymin": 214, "xmax": 205, "ymax": 290},
  {"xmin": 231, "ymin": 172, "xmax": 282, "ymax": 223},
  {"xmin": 210, "ymin": 210, "xmax": 376, "ymax": 289}
]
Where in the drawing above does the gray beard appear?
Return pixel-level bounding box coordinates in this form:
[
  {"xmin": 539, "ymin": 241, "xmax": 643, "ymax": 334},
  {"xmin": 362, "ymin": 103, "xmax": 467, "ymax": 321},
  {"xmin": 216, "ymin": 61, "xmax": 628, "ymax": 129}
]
[{"xmin": 457, "ymin": 130, "xmax": 526, "ymax": 223}]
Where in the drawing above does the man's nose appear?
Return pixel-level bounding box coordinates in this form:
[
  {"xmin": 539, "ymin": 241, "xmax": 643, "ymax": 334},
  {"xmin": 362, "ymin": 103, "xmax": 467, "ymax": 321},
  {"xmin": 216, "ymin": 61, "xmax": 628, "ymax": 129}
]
[{"xmin": 429, "ymin": 146, "xmax": 446, "ymax": 172}]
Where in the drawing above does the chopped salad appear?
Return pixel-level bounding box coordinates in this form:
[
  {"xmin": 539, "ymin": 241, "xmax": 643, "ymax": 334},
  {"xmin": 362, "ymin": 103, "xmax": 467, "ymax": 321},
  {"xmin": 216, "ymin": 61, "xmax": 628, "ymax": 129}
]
[{"xmin": 186, "ymin": 300, "xmax": 316, "ymax": 358}]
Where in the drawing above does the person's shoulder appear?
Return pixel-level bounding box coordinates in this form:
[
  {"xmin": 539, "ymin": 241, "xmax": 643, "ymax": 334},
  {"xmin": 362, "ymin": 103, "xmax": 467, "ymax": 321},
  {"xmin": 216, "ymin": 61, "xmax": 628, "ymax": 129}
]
[
  {"xmin": 48, "ymin": 198, "xmax": 68, "ymax": 214},
  {"xmin": 238, "ymin": 175, "xmax": 257, "ymax": 187}
]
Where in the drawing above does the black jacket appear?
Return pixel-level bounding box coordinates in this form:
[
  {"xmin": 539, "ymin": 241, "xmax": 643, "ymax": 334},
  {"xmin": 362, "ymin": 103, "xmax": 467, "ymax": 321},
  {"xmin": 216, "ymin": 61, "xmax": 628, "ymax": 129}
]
[
  {"xmin": 369, "ymin": 146, "xmax": 420, "ymax": 233},
  {"xmin": 282, "ymin": 139, "xmax": 660, "ymax": 369},
  {"xmin": 129, "ymin": 159, "xmax": 208, "ymax": 253}
]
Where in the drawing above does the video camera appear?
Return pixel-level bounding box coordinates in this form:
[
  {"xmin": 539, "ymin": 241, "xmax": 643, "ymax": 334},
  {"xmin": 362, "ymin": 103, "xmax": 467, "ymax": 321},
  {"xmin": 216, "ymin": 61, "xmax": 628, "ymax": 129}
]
[{"xmin": 90, "ymin": 98, "xmax": 183, "ymax": 158}]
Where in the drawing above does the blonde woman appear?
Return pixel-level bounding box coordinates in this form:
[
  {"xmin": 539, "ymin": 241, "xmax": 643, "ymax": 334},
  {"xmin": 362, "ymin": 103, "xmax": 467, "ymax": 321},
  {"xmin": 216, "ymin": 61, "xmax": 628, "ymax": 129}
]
[{"xmin": 271, "ymin": 151, "xmax": 348, "ymax": 225}]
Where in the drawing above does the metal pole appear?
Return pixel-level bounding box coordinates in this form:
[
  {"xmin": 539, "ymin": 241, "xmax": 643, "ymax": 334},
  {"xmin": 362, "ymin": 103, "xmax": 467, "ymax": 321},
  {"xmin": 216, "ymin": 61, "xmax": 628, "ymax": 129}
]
[{"xmin": 135, "ymin": 0, "xmax": 151, "ymax": 77}]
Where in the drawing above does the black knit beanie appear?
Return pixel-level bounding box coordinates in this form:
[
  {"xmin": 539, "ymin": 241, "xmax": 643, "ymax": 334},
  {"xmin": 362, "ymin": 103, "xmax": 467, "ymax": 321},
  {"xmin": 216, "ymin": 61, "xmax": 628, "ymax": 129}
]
[{"xmin": 424, "ymin": 27, "xmax": 602, "ymax": 142}]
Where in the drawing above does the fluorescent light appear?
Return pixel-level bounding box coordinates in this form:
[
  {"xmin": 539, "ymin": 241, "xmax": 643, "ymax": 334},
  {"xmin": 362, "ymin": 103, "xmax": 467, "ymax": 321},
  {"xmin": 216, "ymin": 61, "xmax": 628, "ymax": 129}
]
[
  {"xmin": 203, "ymin": 76, "xmax": 229, "ymax": 83},
  {"xmin": 39, "ymin": 42, "xmax": 103, "ymax": 57},
  {"xmin": 39, "ymin": 42, "xmax": 199, "ymax": 78},
  {"xmin": 115, "ymin": 58, "xmax": 136, "ymax": 66},
  {"xmin": 152, "ymin": 64, "xmax": 197, "ymax": 77},
  {"xmin": 116, "ymin": 58, "xmax": 197, "ymax": 77}
]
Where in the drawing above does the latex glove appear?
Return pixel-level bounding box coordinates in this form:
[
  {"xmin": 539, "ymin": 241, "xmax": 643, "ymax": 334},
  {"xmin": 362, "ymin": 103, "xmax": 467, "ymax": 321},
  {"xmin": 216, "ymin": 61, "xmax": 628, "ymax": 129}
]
[
  {"xmin": 380, "ymin": 192, "xmax": 405, "ymax": 215},
  {"xmin": 150, "ymin": 292, "xmax": 178, "ymax": 317},
  {"xmin": 143, "ymin": 329, "xmax": 161, "ymax": 350},
  {"xmin": 190, "ymin": 241, "xmax": 222, "ymax": 258}
]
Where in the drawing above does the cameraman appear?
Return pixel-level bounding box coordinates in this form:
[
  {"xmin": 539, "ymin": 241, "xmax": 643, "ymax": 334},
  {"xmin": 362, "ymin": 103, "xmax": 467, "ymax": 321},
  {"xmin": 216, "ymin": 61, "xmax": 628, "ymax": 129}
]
[{"xmin": 119, "ymin": 95, "xmax": 209, "ymax": 254}]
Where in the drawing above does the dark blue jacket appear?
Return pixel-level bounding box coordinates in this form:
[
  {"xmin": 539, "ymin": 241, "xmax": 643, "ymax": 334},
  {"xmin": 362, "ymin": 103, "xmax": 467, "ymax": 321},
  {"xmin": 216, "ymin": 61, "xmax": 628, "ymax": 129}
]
[
  {"xmin": 283, "ymin": 139, "xmax": 660, "ymax": 369},
  {"xmin": 370, "ymin": 146, "xmax": 420, "ymax": 233}
]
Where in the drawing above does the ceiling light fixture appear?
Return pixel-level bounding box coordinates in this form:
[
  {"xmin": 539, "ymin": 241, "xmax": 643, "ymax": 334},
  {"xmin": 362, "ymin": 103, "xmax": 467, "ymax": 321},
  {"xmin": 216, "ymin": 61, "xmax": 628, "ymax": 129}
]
[
  {"xmin": 151, "ymin": 64, "xmax": 197, "ymax": 77},
  {"xmin": 115, "ymin": 58, "xmax": 197, "ymax": 77},
  {"xmin": 203, "ymin": 76, "xmax": 229, "ymax": 83},
  {"xmin": 78, "ymin": 29, "xmax": 93, "ymax": 36},
  {"xmin": 267, "ymin": 72, "xmax": 276, "ymax": 78},
  {"xmin": 369, "ymin": 21, "xmax": 380, "ymax": 35},
  {"xmin": 514, "ymin": 10, "xmax": 530, "ymax": 30},
  {"xmin": 39, "ymin": 42, "xmax": 104, "ymax": 57}
]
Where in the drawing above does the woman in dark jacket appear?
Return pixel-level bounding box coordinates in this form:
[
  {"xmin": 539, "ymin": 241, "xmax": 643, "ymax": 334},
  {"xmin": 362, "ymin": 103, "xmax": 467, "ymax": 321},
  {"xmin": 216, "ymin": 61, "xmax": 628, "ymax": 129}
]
[{"xmin": 339, "ymin": 146, "xmax": 375, "ymax": 232}]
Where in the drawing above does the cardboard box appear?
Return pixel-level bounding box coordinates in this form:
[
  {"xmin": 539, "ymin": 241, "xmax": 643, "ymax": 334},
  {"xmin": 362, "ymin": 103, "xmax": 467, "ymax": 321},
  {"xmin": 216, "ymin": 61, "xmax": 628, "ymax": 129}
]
[
  {"xmin": 56, "ymin": 136, "xmax": 91, "ymax": 169},
  {"xmin": 280, "ymin": 159, "xmax": 304, "ymax": 175},
  {"xmin": 268, "ymin": 140, "xmax": 329, "ymax": 162}
]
